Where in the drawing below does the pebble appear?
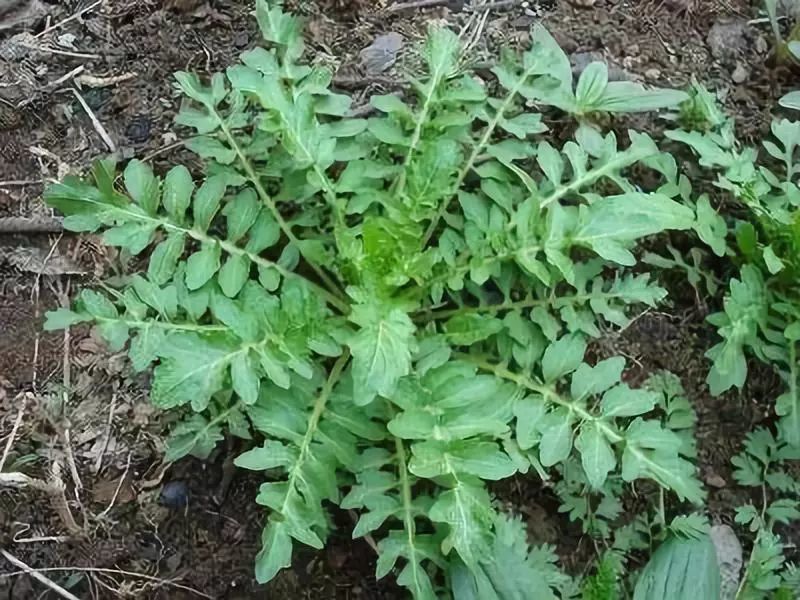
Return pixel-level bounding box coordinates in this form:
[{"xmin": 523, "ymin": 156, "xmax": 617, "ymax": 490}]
[
  {"xmin": 125, "ymin": 115, "xmax": 152, "ymax": 143},
  {"xmin": 710, "ymin": 525, "xmax": 743, "ymax": 600},
  {"xmin": 731, "ymin": 62, "xmax": 749, "ymax": 84},
  {"xmin": 570, "ymin": 51, "xmax": 631, "ymax": 81},
  {"xmin": 644, "ymin": 67, "xmax": 661, "ymax": 81},
  {"xmin": 707, "ymin": 19, "xmax": 750, "ymax": 61},
  {"xmin": 704, "ymin": 472, "xmax": 727, "ymax": 488},
  {"xmin": 233, "ymin": 30, "xmax": 249, "ymax": 48},
  {"xmin": 359, "ymin": 32, "xmax": 403, "ymax": 75},
  {"xmin": 160, "ymin": 480, "xmax": 189, "ymax": 509}
]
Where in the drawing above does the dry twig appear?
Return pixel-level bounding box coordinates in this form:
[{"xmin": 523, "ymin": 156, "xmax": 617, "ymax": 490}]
[
  {"xmin": 97, "ymin": 451, "xmax": 132, "ymax": 519},
  {"xmin": 0, "ymin": 180, "xmax": 40, "ymax": 188},
  {"xmin": 0, "ymin": 470, "xmax": 81, "ymax": 534},
  {"xmin": 0, "ymin": 217, "xmax": 64, "ymax": 234},
  {"xmin": 0, "ymin": 393, "xmax": 29, "ymax": 473},
  {"xmin": 386, "ymin": 0, "xmax": 452, "ymax": 11},
  {"xmin": 0, "ymin": 550, "xmax": 81, "ymax": 600},
  {"xmin": 0, "ymin": 565, "xmax": 214, "ymax": 599},
  {"xmin": 93, "ymin": 392, "xmax": 117, "ymax": 474},
  {"xmin": 36, "ymin": 0, "xmax": 104, "ymax": 39},
  {"xmin": 71, "ymin": 89, "xmax": 116, "ymax": 152},
  {"xmin": 77, "ymin": 72, "xmax": 137, "ymax": 88}
]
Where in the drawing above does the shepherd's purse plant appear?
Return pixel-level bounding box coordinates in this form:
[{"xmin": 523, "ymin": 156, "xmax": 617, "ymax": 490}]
[{"xmin": 42, "ymin": 2, "xmax": 719, "ymax": 596}]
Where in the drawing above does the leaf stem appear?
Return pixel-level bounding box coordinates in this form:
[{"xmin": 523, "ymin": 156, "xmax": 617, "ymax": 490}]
[
  {"xmin": 463, "ymin": 355, "xmax": 623, "ymax": 444},
  {"xmin": 392, "ymin": 432, "xmax": 429, "ymax": 593},
  {"xmin": 212, "ymin": 110, "xmax": 347, "ymax": 302},
  {"xmin": 785, "ymin": 341, "xmax": 799, "ymax": 445},
  {"xmin": 168, "ymin": 400, "xmax": 243, "ymax": 462},
  {"xmin": 281, "ymin": 350, "xmax": 350, "ymax": 516},
  {"xmin": 538, "ymin": 146, "xmax": 654, "ymax": 210},
  {"xmin": 94, "ymin": 317, "xmax": 228, "ymax": 332},
  {"xmin": 421, "ymin": 62, "xmax": 544, "ymax": 247},
  {"xmin": 415, "ymin": 288, "xmax": 647, "ymax": 321},
  {"xmin": 93, "ymin": 192, "xmax": 349, "ymax": 313}
]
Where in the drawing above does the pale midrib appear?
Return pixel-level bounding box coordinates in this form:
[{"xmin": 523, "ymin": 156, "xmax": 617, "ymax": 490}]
[
  {"xmin": 278, "ymin": 352, "xmax": 349, "ymax": 529},
  {"xmin": 91, "ymin": 190, "xmax": 348, "ymax": 313},
  {"xmin": 421, "ymin": 61, "xmax": 546, "ymax": 246},
  {"xmin": 396, "ymin": 53, "xmax": 454, "ymax": 199},
  {"xmin": 210, "ymin": 107, "xmax": 347, "ymax": 304},
  {"xmin": 394, "ymin": 434, "xmax": 426, "ymax": 594}
]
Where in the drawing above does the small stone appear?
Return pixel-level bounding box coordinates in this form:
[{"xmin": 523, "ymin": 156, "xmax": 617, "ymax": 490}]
[
  {"xmin": 711, "ymin": 525, "xmax": 743, "ymax": 600},
  {"xmin": 707, "ymin": 19, "xmax": 750, "ymax": 61},
  {"xmin": 160, "ymin": 480, "xmax": 189, "ymax": 509},
  {"xmin": 644, "ymin": 67, "xmax": 661, "ymax": 81},
  {"xmin": 125, "ymin": 115, "xmax": 152, "ymax": 143},
  {"xmin": 359, "ymin": 32, "xmax": 403, "ymax": 75},
  {"xmin": 731, "ymin": 62, "xmax": 749, "ymax": 84},
  {"xmin": 704, "ymin": 473, "xmax": 727, "ymax": 488},
  {"xmin": 233, "ymin": 30, "xmax": 249, "ymax": 48},
  {"xmin": 570, "ymin": 51, "xmax": 604, "ymax": 75}
]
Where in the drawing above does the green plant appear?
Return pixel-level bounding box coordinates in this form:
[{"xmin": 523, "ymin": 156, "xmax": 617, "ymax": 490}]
[
  {"xmin": 449, "ymin": 513, "xmax": 577, "ymax": 600},
  {"xmin": 668, "ymin": 108, "xmax": 800, "ymax": 447},
  {"xmin": 665, "ymin": 78, "xmax": 726, "ymax": 133},
  {"xmin": 42, "ymin": 1, "xmax": 713, "ymax": 596},
  {"xmin": 764, "ymin": 0, "xmax": 800, "ymax": 65},
  {"xmin": 632, "ymin": 524, "xmax": 720, "ymax": 600},
  {"xmin": 730, "ymin": 428, "xmax": 800, "ymax": 599}
]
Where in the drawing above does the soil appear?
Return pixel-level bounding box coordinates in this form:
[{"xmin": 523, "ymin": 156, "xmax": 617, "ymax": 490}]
[{"xmin": 0, "ymin": 0, "xmax": 797, "ymax": 598}]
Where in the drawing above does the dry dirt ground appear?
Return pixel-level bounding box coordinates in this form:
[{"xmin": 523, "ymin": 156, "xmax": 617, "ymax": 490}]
[{"xmin": 0, "ymin": 0, "xmax": 795, "ymax": 598}]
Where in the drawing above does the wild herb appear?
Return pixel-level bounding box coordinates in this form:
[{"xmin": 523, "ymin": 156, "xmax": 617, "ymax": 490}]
[{"xmin": 41, "ymin": 1, "xmax": 749, "ymax": 597}]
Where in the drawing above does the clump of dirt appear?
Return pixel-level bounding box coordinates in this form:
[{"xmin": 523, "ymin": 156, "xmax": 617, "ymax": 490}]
[{"xmin": 1, "ymin": 0, "xmax": 797, "ymax": 597}]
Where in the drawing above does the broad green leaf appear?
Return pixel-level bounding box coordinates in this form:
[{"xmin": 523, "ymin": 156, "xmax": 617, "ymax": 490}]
[
  {"xmin": 541, "ymin": 334, "xmax": 586, "ymax": 382},
  {"xmin": 444, "ymin": 314, "xmax": 503, "ymax": 345},
  {"xmin": 43, "ymin": 308, "xmax": 88, "ymax": 330},
  {"xmin": 193, "ymin": 175, "xmax": 227, "ymax": 232},
  {"xmin": 429, "ymin": 481, "xmax": 493, "ymax": 569},
  {"xmin": 570, "ymin": 356, "xmax": 625, "ymax": 400},
  {"xmin": 235, "ymin": 441, "xmax": 298, "ymax": 470},
  {"xmin": 410, "ymin": 440, "xmax": 517, "ymax": 480},
  {"xmin": 254, "ymin": 521, "xmax": 293, "ymax": 584},
  {"xmin": 80, "ymin": 289, "xmax": 117, "ymax": 319},
  {"xmin": 129, "ymin": 325, "xmax": 166, "ymax": 372},
  {"xmin": 371, "ymin": 94, "xmax": 413, "ymax": 117},
  {"xmin": 514, "ymin": 394, "xmax": 547, "ymax": 451},
  {"xmin": 622, "ymin": 418, "xmax": 705, "ymax": 504},
  {"xmin": 151, "ymin": 333, "xmax": 234, "ymax": 410},
  {"xmin": 574, "ymin": 193, "xmax": 695, "ymax": 266},
  {"xmin": 246, "ymin": 210, "xmax": 281, "ymax": 253},
  {"xmin": 165, "ymin": 413, "xmax": 224, "ymax": 461},
  {"xmin": 224, "ymin": 188, "xmax": 261, "ymax": 243},
  {"xmin": 576, "ymin": 423, "xmax": 616, "ymax": 489},
  {"xmin": 103, "ymin": 222, "xmax": 156, "ymax": 255},
  {"xmin": 185, "ymin": 136, "xmax": 236, "ymax": 164},
  {"xmin": 162, "ymin": 165, "xmax": 194, "ymax": 221},
  {"xmin": 575, "ymin": 62, "xmax": 608, "ymax": 110},
  {"xmin": 538, "ymin": 408, "xmax": 574, "ymax": 467},
  {"xmin": 348, "ymin": 305, "xmax": 416, "ymax": 404},
  {"xmin": 593, "ymin": 82, "xmax": 689, "ymax": 114},
  {"xmin": 185, "ymin": 243, "xmax": 221, "ymax": 290},
  {"xmin": 600, "ymin": 384, "xmax": 658, "ymax": 417},
  {"xmin": 693, "ymin": 195, "xmax": 727, "ymax": 257},
  {"xmin": 148, "ymin": 233, "xmax": 185, "ymax": 286},
  {"xmin": 124, "ymin": 159, "xmax": 160, "ymax": 215},
  {"xmin": 763, "ymin": 245, "xmax": 784, "ymax": 274},
  {"xmin": 219, "ymin": 254, "xmax": 251, "ymax": 297},
  {"xmin": 231, "ymin": 351, "xmax": 260, "ymax": 405}
]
